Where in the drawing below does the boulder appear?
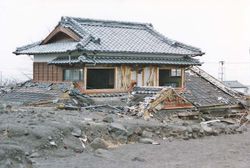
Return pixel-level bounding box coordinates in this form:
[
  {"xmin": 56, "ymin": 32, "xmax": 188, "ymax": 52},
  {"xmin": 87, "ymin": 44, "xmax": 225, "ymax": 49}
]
[{"xmin": 90, "ymin": 138, "xmax": 109, "ymax": 150}]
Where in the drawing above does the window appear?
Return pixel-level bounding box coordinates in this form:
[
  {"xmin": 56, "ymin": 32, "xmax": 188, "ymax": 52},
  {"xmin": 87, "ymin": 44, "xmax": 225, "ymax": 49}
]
[
  {"xmin": 159, "ymin": 68, "xmax": 182, "ymax": 87},
  {"xmin": 63, "ymin": 69, "xmax": 83, "ymax": 81},
  {"xmin": 171, "ymin": 68, "xmax": 182, "ymax": 77},
  {"xmin": 87, "ymin": 69, "xmax": 114, "ymax": 89}
]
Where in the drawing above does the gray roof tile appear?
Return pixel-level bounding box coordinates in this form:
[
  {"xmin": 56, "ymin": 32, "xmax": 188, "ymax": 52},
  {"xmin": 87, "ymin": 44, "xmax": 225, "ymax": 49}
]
[{"xmin": 15, "ymin": 16, "xmax": 204, "ymax": 56}]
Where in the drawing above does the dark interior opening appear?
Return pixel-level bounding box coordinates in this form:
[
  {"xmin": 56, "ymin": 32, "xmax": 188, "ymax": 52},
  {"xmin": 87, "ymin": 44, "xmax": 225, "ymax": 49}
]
[
  {"xmin": 87, "ymin": 69, "xmax": 115, "ymax": 89},
  {"xmin": 159, "ymin": 69, "xmax": 181, "ymax": 87}
]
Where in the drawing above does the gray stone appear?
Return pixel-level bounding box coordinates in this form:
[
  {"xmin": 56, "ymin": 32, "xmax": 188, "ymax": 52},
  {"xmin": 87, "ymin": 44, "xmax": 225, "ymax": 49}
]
[
  {"xmin": 90, "ymin": 138, "xmax": 109, "ymax": 150},
  {"xmin": 63, "ymin": 136, "xmax": 84, "ymax": 153},
  {"xmin": 200, "ymin": 123, "xmax": 213, "ymax": 133},
  {"xmin": 48, "ymin": 136, "xmax": 53, "ymax": 140},
  {"xmin": 191, "ymin": 125, "xmax": 201, "ymax": 132},
  {"xmin": 71, "ymin": 127, "xmax": 82, "ymax": 137},
  {"xmin": 109, "ymin": 123, "xmax": 127, "ymax": 135},
  {"xmin": 139, "ymin": 138, "xmax": 160, "ymax": 145},
  {"xmin": 186, "ymin": 126, "xmax": 193, "ymax": 133},
  {"xmin": 170, "ymin": 125, "xmax": 187, "ymax": 133},
  {"xmin": 30, "ymin": 152, "xmax": 40, "ymax": 158},
  {"xmin": 142, "ymin": 130, "xmax": 153, "ymax": 138},
  {"xmin": 236, "ymin": 125, "xmax": 247, "ymax": 133},
  {"xmin": 103, "ymin": 116, "xmax": 114, "ymax": 123}
]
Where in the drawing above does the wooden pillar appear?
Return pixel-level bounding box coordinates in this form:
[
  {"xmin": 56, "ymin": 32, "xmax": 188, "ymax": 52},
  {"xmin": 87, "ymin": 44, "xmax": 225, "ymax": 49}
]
[
  {"xmin": 83, "ymin": 66, "xmax": 87, "ymax": 90},
  {"xmin": 181, "ymin": 68, "xmax": 185, "ymax": 88}
]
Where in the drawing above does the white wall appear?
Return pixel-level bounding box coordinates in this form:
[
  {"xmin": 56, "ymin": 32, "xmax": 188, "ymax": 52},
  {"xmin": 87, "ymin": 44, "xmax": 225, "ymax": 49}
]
[{"xmin": 33, "ymin": 55, "xmax": 57, "ymax": 62}]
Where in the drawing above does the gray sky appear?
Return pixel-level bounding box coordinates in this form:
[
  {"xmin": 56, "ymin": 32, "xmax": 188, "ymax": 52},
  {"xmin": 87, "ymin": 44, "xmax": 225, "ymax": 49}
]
[{"xmin": 1, "ymin": 0, "xmax": 250, "ymax": 84}]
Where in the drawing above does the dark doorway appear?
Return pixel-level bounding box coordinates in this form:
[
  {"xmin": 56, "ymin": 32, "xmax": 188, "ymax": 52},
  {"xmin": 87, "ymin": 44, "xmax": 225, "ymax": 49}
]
[{"xmin": 87, "ymin": 69, "xmax": 115, "ymax": 89}]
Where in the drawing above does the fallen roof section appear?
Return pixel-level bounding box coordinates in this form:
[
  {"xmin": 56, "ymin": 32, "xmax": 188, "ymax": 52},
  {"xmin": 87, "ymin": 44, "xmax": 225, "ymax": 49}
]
[{"xmin": 130, "ymin": 67, "xmax": 243, "ymax": 109}]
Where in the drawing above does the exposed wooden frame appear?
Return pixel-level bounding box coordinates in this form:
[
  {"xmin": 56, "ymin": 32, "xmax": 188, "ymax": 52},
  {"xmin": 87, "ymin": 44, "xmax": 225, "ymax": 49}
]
[
  {"xmin": 42, "ymin": 26, "xmax": 81, "ymax": 44},
  {"xmin": 156, "ymin": 66, "xmax": 159, "ymax": 86}
]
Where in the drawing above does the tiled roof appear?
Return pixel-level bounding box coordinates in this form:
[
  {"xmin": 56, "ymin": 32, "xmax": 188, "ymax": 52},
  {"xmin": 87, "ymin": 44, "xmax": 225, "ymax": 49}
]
[
  {"xmin": 183, "ymin": 72, "xmax": 239, "ymax": 107},
  {"xmin": 223, "ymin": 81, "xmax": 247, "ymax": 88},
  {"xmin": 16, "ymin": 40, "xmax": 79, "ymax": 54},
  {"xmin": 48, "ymin": 55, "xmax": 201, "ymax": 66},
  {"xmin": 15, "ymin": 16, "xmax": 204, "ymax": 56}
]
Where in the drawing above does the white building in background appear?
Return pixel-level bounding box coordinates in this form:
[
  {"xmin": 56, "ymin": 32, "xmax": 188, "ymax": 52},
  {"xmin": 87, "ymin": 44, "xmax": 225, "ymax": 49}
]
[{"xmin": 224, "ymin": 80, "xmax": 249, "ymax": 94}]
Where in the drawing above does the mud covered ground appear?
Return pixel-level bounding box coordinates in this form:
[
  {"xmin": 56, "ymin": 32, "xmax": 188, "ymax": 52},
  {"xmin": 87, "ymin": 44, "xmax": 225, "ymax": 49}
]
[
  {"xmin": 0, "ymin": 104, "xmax": 249, "ymax": 168},
  {"xmin": 34, "ymin": 130, "xmax": 250, "ymax": 168}
]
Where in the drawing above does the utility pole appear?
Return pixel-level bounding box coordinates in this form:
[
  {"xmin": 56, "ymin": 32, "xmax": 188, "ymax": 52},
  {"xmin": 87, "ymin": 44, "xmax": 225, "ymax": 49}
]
[
  {"xmin": 0, "ymin": 71, "xmax": 2, "ymax": 86},
  {"xmin": 218, "ymin": 61, "xmax": 225, "ymax": 81}
]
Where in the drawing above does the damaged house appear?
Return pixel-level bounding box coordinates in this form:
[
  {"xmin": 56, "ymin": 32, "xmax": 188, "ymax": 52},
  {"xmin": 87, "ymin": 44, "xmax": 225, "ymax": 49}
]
[
  {"xmin": 13, "ymin": 16, "xmax": 246, "ymax": 113},
  {"xmin": 14, "ymin": 16, "xmax": 203, "ymax": 94}
]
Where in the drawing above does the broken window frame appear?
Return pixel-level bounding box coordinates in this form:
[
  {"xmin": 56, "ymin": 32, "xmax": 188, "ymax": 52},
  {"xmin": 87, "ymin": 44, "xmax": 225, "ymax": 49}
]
[{"xmin": 158, "ymin": 67, "xmax": 183, "ymax": 88}]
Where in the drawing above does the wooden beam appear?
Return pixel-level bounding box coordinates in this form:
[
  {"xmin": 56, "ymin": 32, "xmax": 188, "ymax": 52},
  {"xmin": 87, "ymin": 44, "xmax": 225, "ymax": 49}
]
[
  {"xmin": 83, "ymin": 89, "xmax": 127, "ymax": 94},
  {"xmin": 142, "ymin": 66, "xmax": 145, "ymax": 86}
]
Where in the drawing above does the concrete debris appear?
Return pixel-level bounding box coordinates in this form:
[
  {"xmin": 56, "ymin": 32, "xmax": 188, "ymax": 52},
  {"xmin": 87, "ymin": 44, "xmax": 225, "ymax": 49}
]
[
  {"xmin": 79, "ymin": 136, "xmax": 88, "ymax": 149},
  {"xmin": 49, "ymin": 141, "xmax": 57, "ymax": 147}
]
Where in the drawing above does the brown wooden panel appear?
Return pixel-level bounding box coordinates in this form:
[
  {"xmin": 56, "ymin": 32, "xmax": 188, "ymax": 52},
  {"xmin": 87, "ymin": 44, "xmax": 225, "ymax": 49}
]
[
  {"xmin": 48, "ymin": 65, "xmax": 53, "ymax": 81},
  {"xmin": 57, "ymin": 66, "xmax": 63, "ymax": 81},
  {"xmin": 33, "ymin": 62, "xmax": 63, "ymax": 82}
]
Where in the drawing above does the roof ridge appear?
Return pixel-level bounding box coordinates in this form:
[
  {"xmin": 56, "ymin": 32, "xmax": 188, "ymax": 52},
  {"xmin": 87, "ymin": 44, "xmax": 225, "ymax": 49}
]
[
  {"xmin": 145, "ymin": 25, "xmax": 203, "ymax": 55},
  {"xmin": 63, "ymin": 16, "xmax": 153, "ymax": 29}
]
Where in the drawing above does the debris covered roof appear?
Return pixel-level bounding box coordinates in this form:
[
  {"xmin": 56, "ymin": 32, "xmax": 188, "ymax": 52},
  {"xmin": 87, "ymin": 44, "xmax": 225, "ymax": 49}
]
[
  {"xmin": 131, "ymin": 67, "xmax": 241, "ymax": 108},
  {"xmin": 14, "ymin": 16, "xmax": 204, "ymax": 57},
  {"xmin": 183, "ymin": 70, "xmax": 239, "ymax": 107}
]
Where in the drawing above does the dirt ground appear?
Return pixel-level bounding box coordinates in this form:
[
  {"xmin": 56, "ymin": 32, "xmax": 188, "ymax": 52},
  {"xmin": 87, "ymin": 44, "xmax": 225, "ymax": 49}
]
[
  {"xmin": 0, "ymin": 103, "xmax": 249, "ymax": 168},
  {"xmin": 33, "ymin": 129, "xmax": 250, "ymax": 168}
]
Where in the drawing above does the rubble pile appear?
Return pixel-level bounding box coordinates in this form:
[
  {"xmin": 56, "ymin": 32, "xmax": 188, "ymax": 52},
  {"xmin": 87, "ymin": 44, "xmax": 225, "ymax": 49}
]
[{"xmin": 0, "ymin": 78, "xmax": 249, "ymax": 167}]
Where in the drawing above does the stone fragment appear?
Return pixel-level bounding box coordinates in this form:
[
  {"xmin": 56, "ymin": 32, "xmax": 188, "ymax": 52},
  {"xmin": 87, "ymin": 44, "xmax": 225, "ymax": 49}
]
[
  {"xmin": 71, "ymin": 127, "xmax": 82, "ymax": 137},
  {"xmin": 90, "ymin": 138, "xmax": 109, "ymax": 150},
  {"xmin": 103, "ymin": 116, "xmax": 114, "ymax": 123}
]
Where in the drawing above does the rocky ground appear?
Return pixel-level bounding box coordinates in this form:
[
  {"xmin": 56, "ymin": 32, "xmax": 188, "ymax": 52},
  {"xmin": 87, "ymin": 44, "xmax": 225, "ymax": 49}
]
[{"xmin": 0, "ymin": 103, "xmax": 249, "ymax": 168}]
